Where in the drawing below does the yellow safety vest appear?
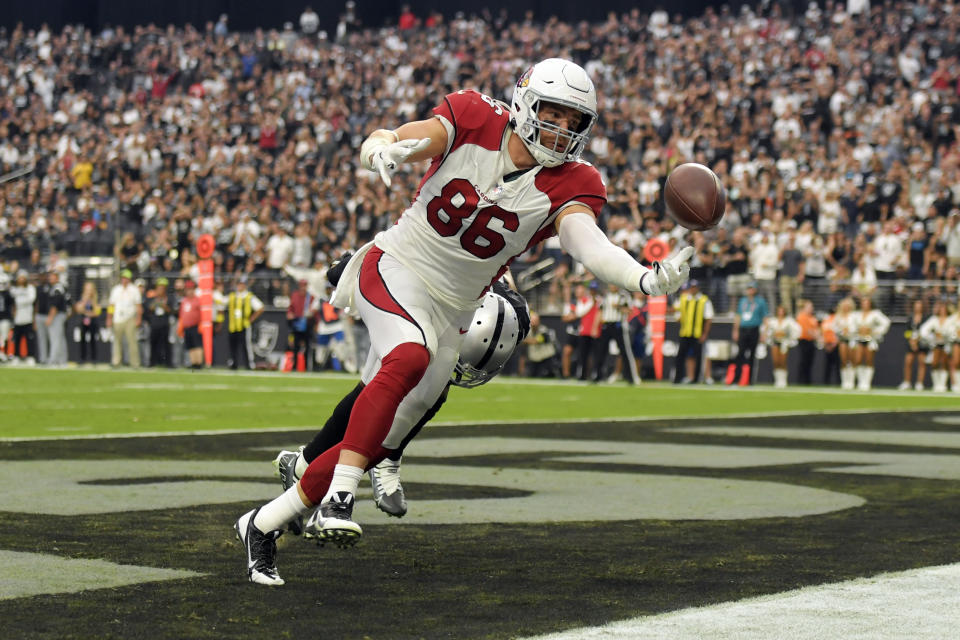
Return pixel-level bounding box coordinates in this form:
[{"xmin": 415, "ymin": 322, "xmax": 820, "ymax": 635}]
[
  {"xmin": 228, "ymin": 292, "xmax": 253, "ymax": 333},
  {"xmin": 678, "ymin": 293, "xmax": 708, "ymax": 339}
]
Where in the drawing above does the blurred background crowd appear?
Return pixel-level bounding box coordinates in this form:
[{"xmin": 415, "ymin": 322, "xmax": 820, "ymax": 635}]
[{"xmin": 0, "ymin": 0, "xmax": 959, "ymax": 385}]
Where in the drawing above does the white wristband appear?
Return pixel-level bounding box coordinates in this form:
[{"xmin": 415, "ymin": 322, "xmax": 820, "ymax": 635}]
[{"xmin": 359, "ymin": 130, "xmax": 398, "ymax": 171}]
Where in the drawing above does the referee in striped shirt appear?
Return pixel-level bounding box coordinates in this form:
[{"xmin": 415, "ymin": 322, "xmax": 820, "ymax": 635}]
[{"xmin": 593, "ymin": 283, "xmax": 637, "ymax": 383}]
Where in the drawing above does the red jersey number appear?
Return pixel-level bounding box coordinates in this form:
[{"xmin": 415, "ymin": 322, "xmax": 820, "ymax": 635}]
[{"xmin": 425, "ymin": 178, "xmax": 520, "ymax": 259}]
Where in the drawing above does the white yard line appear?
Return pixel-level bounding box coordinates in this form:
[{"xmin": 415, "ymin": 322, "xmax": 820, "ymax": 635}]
[
  {"xmin": 522, "ymin": 563, "xmax": 960, "ymax": 640},
  {"xmin": 2, "ymin": 407, "xmax": 958, "ymax": 442}
]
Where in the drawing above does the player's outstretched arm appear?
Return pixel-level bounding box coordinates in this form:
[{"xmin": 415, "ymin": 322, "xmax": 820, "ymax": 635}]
[
  {"xmin": 359, "ymin": 118, "xmax": 448, "ymax": 187},
  {"xmin": 555, "ymin": 208, "xmax": 692, "ymax": 296}
]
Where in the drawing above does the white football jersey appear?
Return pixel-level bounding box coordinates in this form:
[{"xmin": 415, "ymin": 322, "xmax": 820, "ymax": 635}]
[{"xmin": 375, "ymin": 90, "xmax": 606, "ymax": 310}]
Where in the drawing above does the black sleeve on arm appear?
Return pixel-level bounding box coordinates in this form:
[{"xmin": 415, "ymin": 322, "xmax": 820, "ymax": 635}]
[{"xmin": 491, "ymin": 280, "xmax": 530, "ymax": 341}]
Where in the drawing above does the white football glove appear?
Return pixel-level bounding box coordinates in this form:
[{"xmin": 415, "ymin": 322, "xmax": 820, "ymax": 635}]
[
  {"xmin": 366, "ymin": 138, "xmax": 432, "ymax": 188},
  {"xmin": 640, "ymin": 246, "xmax": 694, "ymax": 296}
]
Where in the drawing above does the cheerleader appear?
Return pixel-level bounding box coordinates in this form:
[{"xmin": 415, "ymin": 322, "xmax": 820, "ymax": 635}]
[
  {"xmin": 947, "ymin": 305, "xmax": 960, "ymax": 392},
  {"xmin": 834, "ymin": 298, "xmax": 858, "ymax": 390},
  {"xmin": 899, "ymin": 299, "xmax": 929, "ymax": 391},
  {"xmin": 850, "ymin": 296, "xmax": 891, "ymax": 390},
  {"xmin": 919, "ymin": 301, "xmax": 952, "ymax": 392},
  {"xmin": 762, "ymin": 305, "xmax": 801, "ymax": 388}
]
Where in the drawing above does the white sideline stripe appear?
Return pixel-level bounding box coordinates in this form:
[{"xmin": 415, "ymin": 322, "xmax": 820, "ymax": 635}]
[
  {"xmin": 523, "ymin": 563, "xmax": 960, "ymax": 640},
  {"xmin": 6, "ymin": 365, "xmax": 956, "ymax": 398},
  {"xmin": 2, "ymin": 408, "xmax": 959, "ymax": 442}
]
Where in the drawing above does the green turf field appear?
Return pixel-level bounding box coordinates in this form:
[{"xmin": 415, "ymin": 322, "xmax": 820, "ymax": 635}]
[
  {"xmin": 3, "ymin": 367, "xmax": 960, "ymax": 639},
  {"xmin": 2, "ymin": 367, "xmax": 959, "ymax": 438}
]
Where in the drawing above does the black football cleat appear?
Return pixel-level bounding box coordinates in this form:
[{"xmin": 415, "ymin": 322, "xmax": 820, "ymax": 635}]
[
  {"xmin": 319, "ymin": 491, "xmax": 362, "ymax": 548},
  {"xmin": 273, "ymin": 448, "xmax": 304, "ymax": 535},
  {"xmin": 234, "ymin": 508, "xmax": 284, "ymax": 586}
]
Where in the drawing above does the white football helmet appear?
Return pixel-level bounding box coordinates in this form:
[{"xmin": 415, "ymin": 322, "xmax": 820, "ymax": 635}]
[
  {"xmin": 452, "ymin": 292, "xmax": 521, "ymax": 388},
  {"xmin": 511, "ymin": 58, "xmax": 598, "ymax": 168},
  {"xmin": 0, "ymin": 272, "xmax": 9, "ymax": 290}
]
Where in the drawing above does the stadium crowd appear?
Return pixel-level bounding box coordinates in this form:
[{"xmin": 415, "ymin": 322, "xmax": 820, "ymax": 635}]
[{"xmin": 0, "ymin": 0, "xmax": 959, "ymax": 386}]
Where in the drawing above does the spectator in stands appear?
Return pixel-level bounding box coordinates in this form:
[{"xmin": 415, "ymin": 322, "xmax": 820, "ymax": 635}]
[
  {"xmin": 0, "ymin": 5, "xmax": 959, "ymax": 385},
  {"xmin": 107, "ymin": 269, "xmax": 142, "ymax": 368},
  {"xmin": 299, "ymin": 6, "xmax": 320, "ymax": 35},
  {"xmin": 398, "ymin": 4, "xmax": 417, "ymax": 30},
  {"xmin": 778, "ymin": 233, "xmax": 805, "ymax": 315},
  {"xmin": 850, "ymin": 258, "xmax": 878, "ymax": 302},
  {"xmin": 750, "ymin": 231, "xmax": 779, "ymax": 312},
  {"xmin": 75, "ymin": 281, "xmax": 101, "ymax": 365},
  {"xmin": 906, "ymin": 222, "xmax": 930, "ymax": 281},
  {"xmin": 946, "ymin": 212, "xmax": 960, "ymax": 269}
]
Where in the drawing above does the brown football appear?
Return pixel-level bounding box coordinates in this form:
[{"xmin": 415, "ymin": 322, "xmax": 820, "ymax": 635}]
[{"xmin": 663, "ymin": 163, "xmax": 726, "ymax": 231}]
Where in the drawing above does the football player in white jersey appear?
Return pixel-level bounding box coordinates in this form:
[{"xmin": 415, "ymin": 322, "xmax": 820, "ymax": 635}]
[
  {"xmin": 235, "ymin": 58, "xmax": 694, "ymax": 586},
  {"xmin": 272, "ymin": 265, "xmax": 530, "ymax": 538}
]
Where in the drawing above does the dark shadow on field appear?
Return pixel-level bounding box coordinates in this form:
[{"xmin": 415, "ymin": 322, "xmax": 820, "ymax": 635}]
[{"xmin": 1, "ymin": 411, "xmax": 959, "ymax": 639}]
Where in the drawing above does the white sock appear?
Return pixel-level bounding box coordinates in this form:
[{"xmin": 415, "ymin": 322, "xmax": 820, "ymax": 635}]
[
  {"xmin": 294, "ymin": 452, "xmax": 309, "ymax": 479},
  {"xmin": 322, "ymin": 464, "xmax": 364, "ymax": 503},
  {"xmin": 253, "ymin": 485, "xmax": 311, "ymax": 533}
]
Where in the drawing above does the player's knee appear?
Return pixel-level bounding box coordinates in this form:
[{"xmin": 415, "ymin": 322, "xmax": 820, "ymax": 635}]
[{"xmin": 381, "ymin": 343, "xmax": 431, "ymax": 391}]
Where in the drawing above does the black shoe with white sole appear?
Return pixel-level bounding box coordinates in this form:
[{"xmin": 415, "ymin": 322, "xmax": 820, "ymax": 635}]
[
  {"xmin": 319, "ymin": 491, "xmax": 362, "ymax": 548},
  {"xmin": 273, "ymin": 448, "xmax": 304, "ymax": 535},
  {"xmin": 234, "ymin": 508, "xmax": 285, "ymax": 586}
]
